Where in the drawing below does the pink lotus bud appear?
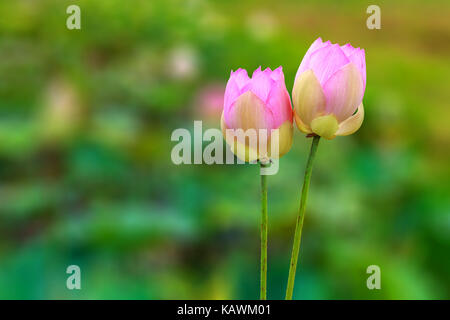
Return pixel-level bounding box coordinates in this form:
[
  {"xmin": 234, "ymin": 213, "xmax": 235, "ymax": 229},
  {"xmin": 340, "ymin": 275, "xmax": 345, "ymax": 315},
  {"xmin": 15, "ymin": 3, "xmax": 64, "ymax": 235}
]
[
  {"xmin": 221, "ymin": 67, "xmax": 293, "ymax": 162},
  {"xmin": 292, "ymin": 38, "xmax": 366, "ymax": 139}
]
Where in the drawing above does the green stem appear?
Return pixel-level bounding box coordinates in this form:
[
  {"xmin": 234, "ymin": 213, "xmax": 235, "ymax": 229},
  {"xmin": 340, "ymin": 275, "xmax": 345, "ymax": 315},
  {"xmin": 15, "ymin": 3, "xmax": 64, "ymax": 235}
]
[
  {"xmin": 260, "ymin": 162, "xmax": 268, "ymax": 300},
  {"xmin": 285, "ymin": 135, "xmax": 320, "ymax": 300}
]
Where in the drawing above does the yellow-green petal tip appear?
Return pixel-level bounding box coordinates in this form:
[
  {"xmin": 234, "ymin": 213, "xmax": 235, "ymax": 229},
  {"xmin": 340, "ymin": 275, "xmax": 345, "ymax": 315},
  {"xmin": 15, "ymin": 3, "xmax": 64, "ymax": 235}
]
[{"xmin": 310, "ymin": 114, "xmax": 339, "ymax": 140}]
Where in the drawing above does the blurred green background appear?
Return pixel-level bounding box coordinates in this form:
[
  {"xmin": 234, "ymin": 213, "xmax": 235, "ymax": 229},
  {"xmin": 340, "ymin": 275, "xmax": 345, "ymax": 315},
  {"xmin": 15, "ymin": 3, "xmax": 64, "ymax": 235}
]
[{"xmin": 0, "ymin": 0, "xmax": 448, "ymax": 299}]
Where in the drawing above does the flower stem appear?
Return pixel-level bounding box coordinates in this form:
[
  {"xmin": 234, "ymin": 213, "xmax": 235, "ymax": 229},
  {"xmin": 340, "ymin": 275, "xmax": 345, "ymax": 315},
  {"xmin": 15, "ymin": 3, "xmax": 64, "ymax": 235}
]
[
  {"xmin": 260, "ymin": 162, "xmax": 269, "ymax": 300},
  {"xmin": 285, "ymin": 135, "xmax": 320, "ymax": 300}
]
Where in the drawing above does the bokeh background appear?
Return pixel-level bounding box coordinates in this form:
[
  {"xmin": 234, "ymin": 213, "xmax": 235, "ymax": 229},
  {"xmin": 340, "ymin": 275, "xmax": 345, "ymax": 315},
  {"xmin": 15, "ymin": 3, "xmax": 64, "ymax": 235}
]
[{"xmin": 0, "ymin": 0, "xmax": 449, "ymax": 299}]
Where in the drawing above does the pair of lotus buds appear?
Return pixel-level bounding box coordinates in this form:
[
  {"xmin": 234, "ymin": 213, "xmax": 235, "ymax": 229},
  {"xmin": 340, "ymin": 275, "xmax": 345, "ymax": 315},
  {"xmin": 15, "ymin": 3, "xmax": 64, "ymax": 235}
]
[{"xmin": 221, "ymin": 38, "xmax": 366, "ymax": 161}]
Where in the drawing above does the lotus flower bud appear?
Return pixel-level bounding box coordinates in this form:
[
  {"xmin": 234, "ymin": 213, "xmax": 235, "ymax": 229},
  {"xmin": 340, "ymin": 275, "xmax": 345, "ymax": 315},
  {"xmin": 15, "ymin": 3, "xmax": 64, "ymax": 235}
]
[
  {"xmin": 292, "ymin": 38, "xmax": 366, "ymax": 140},
  {"xmin": 221, "ymin": 67, "xmax": 293, "ymax": 162}
]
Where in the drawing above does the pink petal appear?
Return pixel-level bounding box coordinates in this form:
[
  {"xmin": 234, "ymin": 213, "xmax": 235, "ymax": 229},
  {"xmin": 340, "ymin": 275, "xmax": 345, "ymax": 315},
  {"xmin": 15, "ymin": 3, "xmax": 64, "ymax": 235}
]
[
  {"xmin": 340, "ymin": 44, "xmax": 366, "ymax": 90},
  {"xmin": 295, "ymin": 38, "xmax": 332, "ymax": 79},
  {"xmin": 224, "ymin": 77, "xmax": 240, "ymax": 112},
  {"xmin": 226, "ymin": 92, "xmax": 274, "ymax": 131},
  {"xmin": 251, "ymin": 66, "xmax": 263, "ymax": 77},
  {"xmin": 232, "ymin": 68, "xmax": 250, "ymax": 91},
  {"xmin": 322, "ymin": 62, "xmax": 364, "ymax": 122},
  {"xmin": 266, "ymin": 79, "xmax": 292, "ymax": 129},
  {"xmin": 270, "ymin": 66, "xmax": 284, "ymax": 82},
  {"xmin": 249, "ymin": 67, "xmax": 274, "ymax": 103},
  {"xmin": 308, "ymin": 44, "xmax": 350, "ymax": 85},
  {"xmin": 224, "ymin": 68, "xmax": 250, "ymax": 114},
  {"xmin": 340, "ymin": 43, "xmax": 358, "ymax": 57},
  {"xmin": 347, "ymin": 48, "xmax": 366, "ymax": 90},
  {"xmin": 223, "ymin": 66, "xmax": 292, "ymax": 131}
]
